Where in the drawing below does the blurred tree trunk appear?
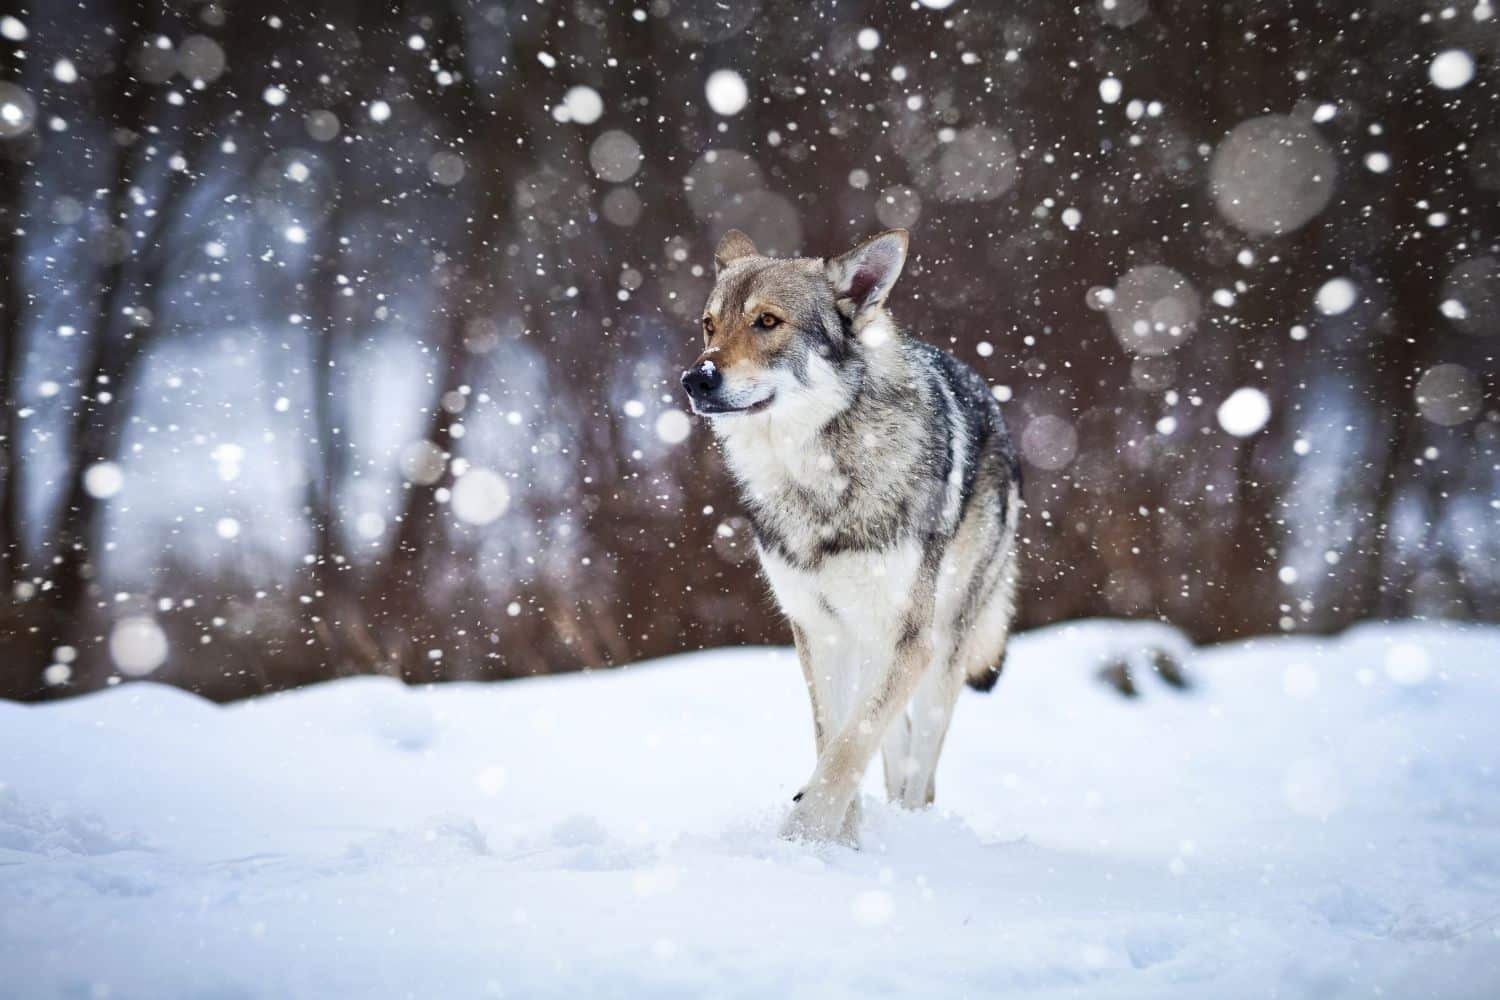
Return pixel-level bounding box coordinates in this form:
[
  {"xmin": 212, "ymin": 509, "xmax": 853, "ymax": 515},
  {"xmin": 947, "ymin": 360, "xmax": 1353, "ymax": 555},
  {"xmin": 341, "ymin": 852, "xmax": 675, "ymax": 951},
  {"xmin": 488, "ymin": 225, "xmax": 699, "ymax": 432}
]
[
  {"xmin": 302, "ymin": 153, "xmax": 371, "ymax": 670},
  {"xmin": 367, "ymin": 289, "xmax": 473, "ymax": 674},
  {"xmin": 1363, "ymin": 108, "xmax": 1447, "ymax": 621},
  {"xmin": 1333, "ymin": 5, "xmax": 1477, "ymax": 625},
  {"xmin": 0, "ymin": 37, "xmax": 27, "ymax": 591},
  {"xmin": 366, "ymin": 0, "xmax": 510, "ymax": 674},
  {"xmin": 42, "ymin": 0, "xmax": 160, "ymax": 678},
  {"xmin": 291, "ymin": 0, "xmax": 404, "ymax": 674}
]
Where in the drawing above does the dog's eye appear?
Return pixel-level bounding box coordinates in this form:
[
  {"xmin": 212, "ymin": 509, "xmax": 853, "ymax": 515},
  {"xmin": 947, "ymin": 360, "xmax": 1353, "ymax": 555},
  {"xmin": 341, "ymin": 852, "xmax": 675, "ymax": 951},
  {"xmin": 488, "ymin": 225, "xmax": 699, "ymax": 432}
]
[
  {"xmin": 755, "ymin": 313, "xmax": 781, "ymax": 330},
  {"xmin": 702, "ymin": 316, "xmax": 715, "ymax": 336}
]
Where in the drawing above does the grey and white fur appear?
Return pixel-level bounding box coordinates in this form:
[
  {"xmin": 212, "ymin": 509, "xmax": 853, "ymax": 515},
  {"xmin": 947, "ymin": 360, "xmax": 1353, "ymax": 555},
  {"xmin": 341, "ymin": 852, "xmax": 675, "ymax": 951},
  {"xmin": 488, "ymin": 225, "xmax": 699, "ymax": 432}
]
[{"xmin": 680, "ymin": 228, "xmax": 1022, "ymax": 845}]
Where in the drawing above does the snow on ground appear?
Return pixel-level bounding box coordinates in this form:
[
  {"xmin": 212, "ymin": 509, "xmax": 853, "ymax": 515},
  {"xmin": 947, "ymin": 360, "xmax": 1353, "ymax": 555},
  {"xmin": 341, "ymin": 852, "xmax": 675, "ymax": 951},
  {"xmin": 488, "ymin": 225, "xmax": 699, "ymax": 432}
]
[{"xmin": 2, "ymin": 620, "xmax": 1499, "ymax": 999}]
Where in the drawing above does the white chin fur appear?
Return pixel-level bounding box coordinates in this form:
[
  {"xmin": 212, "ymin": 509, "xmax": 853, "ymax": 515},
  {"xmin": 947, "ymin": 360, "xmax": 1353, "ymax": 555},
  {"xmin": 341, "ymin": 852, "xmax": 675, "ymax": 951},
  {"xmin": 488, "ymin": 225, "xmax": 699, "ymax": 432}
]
[{"xmin": 714, "ymin": 355, "xmax": 849, "ymax": 442}]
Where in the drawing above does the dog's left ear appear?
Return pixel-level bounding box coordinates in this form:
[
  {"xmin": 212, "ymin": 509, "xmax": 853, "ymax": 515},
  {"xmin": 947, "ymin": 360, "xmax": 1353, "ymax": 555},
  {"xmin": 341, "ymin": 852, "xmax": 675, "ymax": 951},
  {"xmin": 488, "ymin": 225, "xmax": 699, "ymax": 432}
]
[{"xmin": 826, "ymin": 229, "xmax": 908, "ymax": 319}]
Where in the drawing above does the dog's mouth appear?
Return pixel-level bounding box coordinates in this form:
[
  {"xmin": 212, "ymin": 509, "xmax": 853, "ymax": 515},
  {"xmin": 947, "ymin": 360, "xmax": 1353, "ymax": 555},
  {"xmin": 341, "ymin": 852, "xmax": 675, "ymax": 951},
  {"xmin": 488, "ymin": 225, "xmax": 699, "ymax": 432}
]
[{"xmin": 692, "ymin": 393, "xmax": 775, "ymax": 417}]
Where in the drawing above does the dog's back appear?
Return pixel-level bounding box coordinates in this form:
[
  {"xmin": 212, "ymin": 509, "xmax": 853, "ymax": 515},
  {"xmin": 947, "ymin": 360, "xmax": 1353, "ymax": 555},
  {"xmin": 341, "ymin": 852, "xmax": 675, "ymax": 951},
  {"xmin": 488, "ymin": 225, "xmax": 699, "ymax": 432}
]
[{"xmin": 903, "ymin": 339, "xmax": 1022, "ymax": 692}]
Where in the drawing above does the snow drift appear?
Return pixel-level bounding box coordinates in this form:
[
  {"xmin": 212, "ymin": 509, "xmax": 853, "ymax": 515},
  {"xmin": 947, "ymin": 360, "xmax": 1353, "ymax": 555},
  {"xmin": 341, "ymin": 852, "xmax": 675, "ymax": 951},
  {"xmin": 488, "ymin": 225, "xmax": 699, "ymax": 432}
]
[{"xmin": 2, "ymin": 620, "xmax": 1498, "ymax": 998}]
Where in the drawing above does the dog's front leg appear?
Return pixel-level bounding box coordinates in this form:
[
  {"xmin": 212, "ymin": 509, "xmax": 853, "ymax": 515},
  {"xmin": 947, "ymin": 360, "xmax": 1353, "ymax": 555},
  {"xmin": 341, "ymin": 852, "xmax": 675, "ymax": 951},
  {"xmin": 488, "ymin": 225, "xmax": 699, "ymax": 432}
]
[
  {"xmin": 791, "ymin": 622, "xmax": 865, "ymax": 838},
  {"xmin": 782, "ymin": 584, "xmax": 936, "ymax": 844},
  {"xmin": 791, "ymin": 623, "xmax": 830, "ymax": 754}
]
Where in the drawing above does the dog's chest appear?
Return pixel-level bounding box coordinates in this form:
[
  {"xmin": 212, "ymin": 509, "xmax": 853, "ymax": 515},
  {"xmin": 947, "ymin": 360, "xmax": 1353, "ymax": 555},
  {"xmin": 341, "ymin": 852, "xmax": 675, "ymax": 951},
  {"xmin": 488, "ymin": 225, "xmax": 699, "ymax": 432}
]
[
  {"xmin": 723, "ymin": 423, "xmax": 922, "ymax": 567},
  {"xmin": 758, "ymin": 542, "xmax": 922, "ymax": 640}
]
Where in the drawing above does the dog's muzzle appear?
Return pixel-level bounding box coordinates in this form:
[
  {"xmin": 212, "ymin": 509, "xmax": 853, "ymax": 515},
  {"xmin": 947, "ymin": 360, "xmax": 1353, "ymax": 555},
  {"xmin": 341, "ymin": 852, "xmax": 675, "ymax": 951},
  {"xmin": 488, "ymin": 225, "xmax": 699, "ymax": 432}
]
[{"xmin": 681, "ymin": 361, "xmax": 775, "ymax": 415}]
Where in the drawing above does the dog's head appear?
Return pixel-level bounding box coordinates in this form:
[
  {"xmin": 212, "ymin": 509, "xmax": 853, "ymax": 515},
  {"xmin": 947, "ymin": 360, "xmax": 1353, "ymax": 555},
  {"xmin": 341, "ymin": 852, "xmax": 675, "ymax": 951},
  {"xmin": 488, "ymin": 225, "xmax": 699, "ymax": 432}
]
[{"xmin": 680, "ymin": 229, "xmax": 908, "ymax": 421}]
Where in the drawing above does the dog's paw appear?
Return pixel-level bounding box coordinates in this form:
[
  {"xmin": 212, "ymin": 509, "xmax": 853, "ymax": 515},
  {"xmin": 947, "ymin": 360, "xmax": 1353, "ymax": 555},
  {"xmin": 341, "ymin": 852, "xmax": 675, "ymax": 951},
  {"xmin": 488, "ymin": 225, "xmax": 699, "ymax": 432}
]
[{"xmin": 781, "ymin": 793, "xmax": 858, "ymax": 846}]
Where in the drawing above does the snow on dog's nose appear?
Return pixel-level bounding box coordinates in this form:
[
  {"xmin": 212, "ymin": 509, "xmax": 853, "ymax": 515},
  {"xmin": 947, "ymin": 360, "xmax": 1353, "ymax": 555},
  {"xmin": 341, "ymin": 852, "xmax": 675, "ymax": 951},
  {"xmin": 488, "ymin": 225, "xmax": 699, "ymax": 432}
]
[{"xmin": 680, "ymin": 360, "xmax": 722, "ymax": 402}]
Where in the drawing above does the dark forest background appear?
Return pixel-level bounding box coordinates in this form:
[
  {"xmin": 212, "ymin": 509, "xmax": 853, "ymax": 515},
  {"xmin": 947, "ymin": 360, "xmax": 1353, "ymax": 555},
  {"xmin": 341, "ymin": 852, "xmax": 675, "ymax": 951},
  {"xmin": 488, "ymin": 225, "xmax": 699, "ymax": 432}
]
[{"xmin": 1, "ymin": 0, "xmax": 1497, "ymax": 702}]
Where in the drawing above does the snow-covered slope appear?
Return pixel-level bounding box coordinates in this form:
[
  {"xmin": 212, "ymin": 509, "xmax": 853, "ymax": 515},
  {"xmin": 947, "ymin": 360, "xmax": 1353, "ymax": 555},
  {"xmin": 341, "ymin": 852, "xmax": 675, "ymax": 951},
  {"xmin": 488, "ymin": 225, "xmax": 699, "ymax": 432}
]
[{"xmin": 3, "ymin": 620, "xmax": 1498, "ymax": 999}]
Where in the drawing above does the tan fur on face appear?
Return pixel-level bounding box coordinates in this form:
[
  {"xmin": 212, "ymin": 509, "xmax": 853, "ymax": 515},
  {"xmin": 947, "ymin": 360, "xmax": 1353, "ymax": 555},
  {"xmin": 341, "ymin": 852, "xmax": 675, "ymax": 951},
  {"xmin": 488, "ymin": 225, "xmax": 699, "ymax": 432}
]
[
  {"xmin": 698, "ymin": 284, "xmax": 796, "ymax": 374},
  {"xmin": 694, "ymin": 257, "xmax": 832, "ymax": 378}
]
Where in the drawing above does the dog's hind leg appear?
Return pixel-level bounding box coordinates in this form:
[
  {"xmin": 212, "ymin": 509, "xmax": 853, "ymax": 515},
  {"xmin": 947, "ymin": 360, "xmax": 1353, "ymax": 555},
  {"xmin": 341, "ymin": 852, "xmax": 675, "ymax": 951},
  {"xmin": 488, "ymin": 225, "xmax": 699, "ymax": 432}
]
[
  {"xmin": 901, "ymin": 658, "xmax": 965, "ymax": 809},
  {"xmin": 880, "ymin": 711, "xmax": 913, "ymax": 802},
  {"xmin": 906, "ymin": 566, "xmax": 1018, "ymax": 808}
]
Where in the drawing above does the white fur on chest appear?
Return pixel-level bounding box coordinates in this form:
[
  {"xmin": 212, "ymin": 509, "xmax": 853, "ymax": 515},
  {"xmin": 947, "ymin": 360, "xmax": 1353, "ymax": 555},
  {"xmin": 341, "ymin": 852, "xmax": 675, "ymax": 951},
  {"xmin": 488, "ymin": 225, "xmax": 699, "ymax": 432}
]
[
  {"xmin": 759, "ymin": 542, "xmax": 923, "ymax": 716},
  {"xmin": 759, "ymin": 543, "xmax": 922, "ymax": 642}
]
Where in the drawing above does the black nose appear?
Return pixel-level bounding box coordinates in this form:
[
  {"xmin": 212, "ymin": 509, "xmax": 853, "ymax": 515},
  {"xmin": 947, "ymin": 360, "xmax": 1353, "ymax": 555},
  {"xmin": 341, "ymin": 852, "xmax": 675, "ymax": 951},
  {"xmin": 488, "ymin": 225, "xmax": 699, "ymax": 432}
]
[{"xmin": 680, "ymin": 363, "xmax": 722, "ymax": 400}]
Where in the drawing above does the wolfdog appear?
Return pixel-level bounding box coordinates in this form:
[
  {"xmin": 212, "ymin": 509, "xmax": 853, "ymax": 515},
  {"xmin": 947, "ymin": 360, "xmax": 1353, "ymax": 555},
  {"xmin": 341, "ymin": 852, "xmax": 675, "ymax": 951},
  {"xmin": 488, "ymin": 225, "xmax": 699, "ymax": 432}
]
[{"xmin": 680, "ymin": 229, "xmax": 1023, "ymax": 844}]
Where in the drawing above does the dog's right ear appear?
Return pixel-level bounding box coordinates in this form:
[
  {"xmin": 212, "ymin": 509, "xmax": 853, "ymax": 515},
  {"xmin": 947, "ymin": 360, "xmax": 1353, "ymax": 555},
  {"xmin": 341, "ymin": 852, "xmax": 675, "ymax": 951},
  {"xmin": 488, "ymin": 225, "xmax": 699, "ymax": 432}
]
[{"xmin": 714, "ymin": 230, "xmax": 758, "ymax": 273}]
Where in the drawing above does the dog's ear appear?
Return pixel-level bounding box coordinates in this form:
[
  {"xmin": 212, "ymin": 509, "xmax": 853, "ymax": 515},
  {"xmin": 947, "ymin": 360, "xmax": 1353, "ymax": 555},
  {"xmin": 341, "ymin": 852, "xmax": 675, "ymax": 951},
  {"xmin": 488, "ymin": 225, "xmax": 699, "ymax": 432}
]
[
  {"xmin": 826, "ymin": 229, "xmax": 908, "ymax": 319},
  {"xmin": 714, "ymin": 229, "xmax": 758, "ymax": 272}
]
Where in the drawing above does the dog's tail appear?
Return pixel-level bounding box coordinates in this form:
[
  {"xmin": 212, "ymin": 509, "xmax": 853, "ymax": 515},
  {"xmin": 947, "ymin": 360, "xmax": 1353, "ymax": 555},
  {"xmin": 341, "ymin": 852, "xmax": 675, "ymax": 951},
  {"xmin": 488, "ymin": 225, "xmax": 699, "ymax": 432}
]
[{"xmin": 964, "ymin": 648, "xmax": 1005, "ymax": 693}]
